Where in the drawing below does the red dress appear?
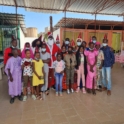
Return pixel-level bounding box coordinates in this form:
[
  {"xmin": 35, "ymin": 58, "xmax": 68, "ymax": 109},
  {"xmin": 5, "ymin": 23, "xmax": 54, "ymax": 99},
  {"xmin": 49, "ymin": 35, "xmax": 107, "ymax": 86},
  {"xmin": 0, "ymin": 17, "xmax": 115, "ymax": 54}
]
[
  {"xmin": 4, "ymin": 47, "xmax": 21, "ymax": 65},
  {"xmin": 45, "ymin": 43, "xmax": 61, "ymax": 87}
]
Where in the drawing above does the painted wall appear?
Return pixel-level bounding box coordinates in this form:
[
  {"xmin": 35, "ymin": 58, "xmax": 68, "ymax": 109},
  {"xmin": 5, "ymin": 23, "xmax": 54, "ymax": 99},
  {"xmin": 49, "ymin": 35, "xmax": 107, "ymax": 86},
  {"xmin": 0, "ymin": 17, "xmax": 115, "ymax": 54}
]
[
  {"xmin": 20, "ymin": 28, "xmax": 37, "ymax": 50},
  {"xmin": 53, "ymin": 28, "xmax": 60, "ymax": 41},
  {"xmin": 59, "ymin": 28, "xmax": 122, "ymax": 49}
]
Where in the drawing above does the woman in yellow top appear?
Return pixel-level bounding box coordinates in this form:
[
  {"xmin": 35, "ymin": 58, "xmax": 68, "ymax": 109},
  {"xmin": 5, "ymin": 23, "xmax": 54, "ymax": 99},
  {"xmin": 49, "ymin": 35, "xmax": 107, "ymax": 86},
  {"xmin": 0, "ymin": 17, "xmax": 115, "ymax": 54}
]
[{"xmin": 32, "ymin": 52, "xmax": 44, "ymax": 100}]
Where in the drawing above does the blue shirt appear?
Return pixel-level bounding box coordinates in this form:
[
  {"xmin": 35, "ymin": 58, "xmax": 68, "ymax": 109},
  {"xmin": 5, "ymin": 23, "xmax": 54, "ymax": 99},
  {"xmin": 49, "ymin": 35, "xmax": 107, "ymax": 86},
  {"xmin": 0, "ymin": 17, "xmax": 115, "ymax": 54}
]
[
  {"xmin": 85, "ymin": 47, "xmax": 89, "ymax": 51},
  {"xmin": 101, "ymin": 46, "xmax": 115, "ymax": 67}
]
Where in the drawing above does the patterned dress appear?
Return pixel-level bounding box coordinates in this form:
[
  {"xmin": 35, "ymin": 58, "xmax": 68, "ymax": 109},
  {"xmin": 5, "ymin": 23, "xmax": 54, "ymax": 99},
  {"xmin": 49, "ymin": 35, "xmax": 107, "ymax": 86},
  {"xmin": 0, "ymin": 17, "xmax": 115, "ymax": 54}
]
[{"xmin": 96, "ymin": 50, "xmax": 104, "ymax": 86}]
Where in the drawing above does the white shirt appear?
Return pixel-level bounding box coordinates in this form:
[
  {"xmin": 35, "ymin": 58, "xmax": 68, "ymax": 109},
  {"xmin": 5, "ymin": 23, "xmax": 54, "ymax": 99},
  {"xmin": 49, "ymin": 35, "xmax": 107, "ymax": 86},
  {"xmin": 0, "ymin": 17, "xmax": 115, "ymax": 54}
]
[{"xmin": 21, "ymin": 58, "xmax": 33, "ymax": 76}]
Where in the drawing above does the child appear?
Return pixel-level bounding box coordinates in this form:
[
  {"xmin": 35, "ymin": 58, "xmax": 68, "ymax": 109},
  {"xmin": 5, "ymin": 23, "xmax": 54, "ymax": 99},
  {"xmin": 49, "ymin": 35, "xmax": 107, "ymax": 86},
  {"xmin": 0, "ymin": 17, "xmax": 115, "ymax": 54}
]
[
  {"xmin": 61, "ymin": 45, "xmax": 67, "ymax": 60},
  {"xmin": 95, "ymin": 42, "xmax": 104, "ymax": 91},
  {"xmin": 21, "ymin": 49, "xmax": 36, "ymax": 101},
  {"xmin": 5, "ymin": 48, "xmax": 22, "ymax": 104},
  {"xmin": 32, "ymin": 52, "xmax": 45, "ymax": 100},
  {"xmin": 21, "ymin": 42, "xmax": 34, "ymax": 59},
  {"xmin": 53, "ymin": 53, "xmax": 65, "ymax": 96},
  {"xmin": 64, "ymin": 46, "xmax": 77, "ymax": 94},
  {"xmin": 84, "ymin": 42, "xmax": 98, "ymax": 95},
  {"xmin": 75, "ymin": 46, "xmax": 86, "ymax": 93},
  {"xmin": 40, "ymin": 44, "xmax": 50, "ymax": 95}
]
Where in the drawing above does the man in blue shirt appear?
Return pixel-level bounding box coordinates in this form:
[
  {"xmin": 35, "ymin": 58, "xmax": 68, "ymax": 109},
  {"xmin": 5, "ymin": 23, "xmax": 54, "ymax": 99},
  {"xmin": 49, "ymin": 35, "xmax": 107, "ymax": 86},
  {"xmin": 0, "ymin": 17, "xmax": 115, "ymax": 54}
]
[{"xmin": 101, "ymin": 39, "xmax": 115, "ymax": 96}]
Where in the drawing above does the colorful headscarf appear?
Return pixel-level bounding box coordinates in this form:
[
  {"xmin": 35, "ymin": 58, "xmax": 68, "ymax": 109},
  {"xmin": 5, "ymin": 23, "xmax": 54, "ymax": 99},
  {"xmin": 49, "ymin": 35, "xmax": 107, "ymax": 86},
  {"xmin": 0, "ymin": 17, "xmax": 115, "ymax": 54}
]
[{"xmin": 21, "ymin": 42, "xmax": 34, "ymax": 59}]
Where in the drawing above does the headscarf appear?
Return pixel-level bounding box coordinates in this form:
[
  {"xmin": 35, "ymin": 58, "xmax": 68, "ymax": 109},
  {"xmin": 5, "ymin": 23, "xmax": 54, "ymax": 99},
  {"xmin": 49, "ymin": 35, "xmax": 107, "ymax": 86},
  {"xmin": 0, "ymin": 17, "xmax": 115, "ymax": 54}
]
[{"xmin": 21, "ymin": 42, "xmax": 34, "ymax": 59}]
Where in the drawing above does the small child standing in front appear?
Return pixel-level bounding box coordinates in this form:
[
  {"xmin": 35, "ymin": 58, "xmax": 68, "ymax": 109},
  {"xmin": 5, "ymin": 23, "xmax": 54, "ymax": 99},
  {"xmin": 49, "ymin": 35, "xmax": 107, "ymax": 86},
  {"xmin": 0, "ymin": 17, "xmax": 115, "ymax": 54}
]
[
  {"xmin": 53, "ymin": 53, "xmax": 65, "ymax": 96},
  {"xmin": 21, "ymin": 49, "xmax": 36, "ymax": 101},
  {"xmin": 32, "ymin": 52, "xmax": 45, "ymax": 100}
]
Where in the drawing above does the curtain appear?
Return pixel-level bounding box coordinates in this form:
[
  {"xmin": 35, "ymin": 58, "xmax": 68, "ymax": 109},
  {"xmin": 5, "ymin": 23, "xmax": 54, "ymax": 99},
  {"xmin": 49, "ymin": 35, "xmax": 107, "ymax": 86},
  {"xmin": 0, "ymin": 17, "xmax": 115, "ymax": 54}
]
[
  {"xmin": 89, "ymin": 32, "xmax": 107, "ymax": 43},
  {"xmin": 112, "ymin": 33, "xmax": 121, "ymax": 52},
  {"xmin": 63, "ymin": 31, "xmax": 83, "ymax": 43}
]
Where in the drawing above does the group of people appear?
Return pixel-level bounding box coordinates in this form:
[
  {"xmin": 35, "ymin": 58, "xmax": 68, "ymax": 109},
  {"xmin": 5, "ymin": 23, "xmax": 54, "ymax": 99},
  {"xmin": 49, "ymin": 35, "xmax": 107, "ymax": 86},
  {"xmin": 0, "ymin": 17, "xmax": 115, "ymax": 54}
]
[{"xmin": 4, "ymin": 32, "xmax": 115, "ymax": 104}]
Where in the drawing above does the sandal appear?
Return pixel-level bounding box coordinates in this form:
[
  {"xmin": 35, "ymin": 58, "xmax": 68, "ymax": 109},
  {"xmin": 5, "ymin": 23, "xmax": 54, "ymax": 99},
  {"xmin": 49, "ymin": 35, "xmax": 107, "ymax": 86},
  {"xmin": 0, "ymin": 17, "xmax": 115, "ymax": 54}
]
[
  {"xmin": 45, "ymin": 91, "xmax": 49, "ymax": 95},
  {"xmin": 76, "ymin": 86, "xmax": 80, "ymax": 93},
  {"xmin": 36, "ymin": 95, "xmax": 43, "ymax": 100},
  {"xmin": 82, "ymin": 87, "xmax": 86, "ymax": 94}
]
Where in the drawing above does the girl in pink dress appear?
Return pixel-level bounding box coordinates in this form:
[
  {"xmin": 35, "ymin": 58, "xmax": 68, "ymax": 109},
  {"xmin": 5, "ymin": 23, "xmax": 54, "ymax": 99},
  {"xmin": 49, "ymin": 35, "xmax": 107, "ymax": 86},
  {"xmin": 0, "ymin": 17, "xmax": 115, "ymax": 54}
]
[
  {"xmin": 84, "ymin": 42, "xmax": 98, "ymax": 95},
  {"xmin": 21, "ymin": 42, "xmax": 34, "ymax": 59}
]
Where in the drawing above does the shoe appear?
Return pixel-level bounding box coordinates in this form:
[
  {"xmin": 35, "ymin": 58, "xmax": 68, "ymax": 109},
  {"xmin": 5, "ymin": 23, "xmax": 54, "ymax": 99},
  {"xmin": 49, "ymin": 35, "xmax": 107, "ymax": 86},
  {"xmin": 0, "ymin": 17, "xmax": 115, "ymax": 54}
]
[
  {"xmin": 71, "ymin": 88, "xmax": 74, "ymax": 93},
  {"xmin": 56, "ymin": 92, "xmax": 58, "ymax": 96},
  {"xmin": 18, "ymin": 95, "xmax": 23, "ymax": 101},
  {"xmin": 23, "ymin": 96, "xmax": 27, "ymax": 102},
  {"xmin": 107, "ymin": 90, "xmax": 111, "ymax": 96},
  {"xmin": 52, "ymin": 86, "xmax": 55, "ymax": 90},
  {"xmin": 87, "ymin": 89, "xmax": 90, "ymax": 93},
  {"xmin": 76, "ymin": 87, "xmax": 80, "ymax": 93},
  {"xmin": 82, "ymin": 88, "xmax": 86, "ymax": 94},
  {"xmin": 10, "ymin": 98, "xmax": 15, "ymax": 104},
  {"xmin": 99, "ymin": 85, "xmax": 102, "ymax": 89},
  {"xmin": 59, "ymin": 92, "xmax": 63, "ymax": 97},
  {"xmin": 96, "ymin": 86, "xmax": 102, "ymax": 92},
  {"xmin": 102, "ymin": 87, "xmax": 107, "ymax": 91},
  {"xmin": 67, "ymin": 89, "xmax": 70, "ymax": 94},
  {"xmin": 32, "ymin": 95, "xmax": 36, "ymax": 100},
  {"xmin": 92, "ymin": 89, "xmax": 96, "ymax": 95}
]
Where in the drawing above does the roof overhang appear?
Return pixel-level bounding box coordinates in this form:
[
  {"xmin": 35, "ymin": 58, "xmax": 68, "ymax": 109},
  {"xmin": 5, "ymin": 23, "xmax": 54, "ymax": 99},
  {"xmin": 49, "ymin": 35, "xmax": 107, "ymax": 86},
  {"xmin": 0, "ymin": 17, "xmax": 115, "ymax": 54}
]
[
  {"xmin": 0, "ymin": 12, "xmax": 27, "ymax": 34},
  {"xmin": 54, "ymin": 17, "xmax": 124, "ymax": 29},
  {"xmin": 1, "ymin": 0, "xmax": 124, "ymax": 16}
]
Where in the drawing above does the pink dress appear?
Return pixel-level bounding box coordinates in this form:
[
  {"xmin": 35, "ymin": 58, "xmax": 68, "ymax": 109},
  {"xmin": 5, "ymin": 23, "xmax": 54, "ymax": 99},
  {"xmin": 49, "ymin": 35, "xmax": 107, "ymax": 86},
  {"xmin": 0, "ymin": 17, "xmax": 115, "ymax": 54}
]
[{"xmin": 84, "ymin": 50, "xmax": 98, "ymax": 89}]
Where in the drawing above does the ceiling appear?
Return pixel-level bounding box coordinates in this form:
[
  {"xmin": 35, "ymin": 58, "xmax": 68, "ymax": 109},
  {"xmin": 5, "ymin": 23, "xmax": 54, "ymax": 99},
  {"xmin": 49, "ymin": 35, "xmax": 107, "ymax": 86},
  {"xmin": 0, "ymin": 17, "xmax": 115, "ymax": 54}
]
[{"xmin": 1, "ymin": 0, "xmax": 124, "ymax": 16}]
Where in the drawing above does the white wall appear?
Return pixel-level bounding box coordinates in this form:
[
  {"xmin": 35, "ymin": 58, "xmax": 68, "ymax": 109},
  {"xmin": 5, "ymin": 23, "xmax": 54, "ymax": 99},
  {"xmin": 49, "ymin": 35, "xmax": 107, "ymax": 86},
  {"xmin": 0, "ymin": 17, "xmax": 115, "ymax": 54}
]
[
  {"xmin": 20, "ymin": 28, "xmax": 37, "ymax": 50},
  {"xmin": 20, "ymin": 27, "xmax": 25, "ymax": 50},
  {"xmin": 53, "ymin": 28, "xmax": 60, "ymax": 41}
]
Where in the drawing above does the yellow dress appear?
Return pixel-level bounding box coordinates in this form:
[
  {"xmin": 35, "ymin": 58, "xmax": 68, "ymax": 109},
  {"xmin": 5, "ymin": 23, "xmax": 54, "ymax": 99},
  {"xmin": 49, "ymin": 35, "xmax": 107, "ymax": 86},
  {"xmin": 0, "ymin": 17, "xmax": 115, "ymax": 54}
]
[{"xmin": 32, "ymin": 59, "xmax": 44, "ymax": 86}]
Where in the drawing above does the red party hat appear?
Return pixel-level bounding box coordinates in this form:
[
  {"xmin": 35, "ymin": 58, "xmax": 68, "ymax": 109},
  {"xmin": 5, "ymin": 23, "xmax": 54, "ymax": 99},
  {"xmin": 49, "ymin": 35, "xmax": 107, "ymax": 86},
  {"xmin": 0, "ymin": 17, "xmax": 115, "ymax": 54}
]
[
  {"xmin": 76, "ymin": 32, "xmax": 82, "ymax": 42},
  {"xmin": 56, "ymin": 35, "xmax": 59, "ymax": 41},
  {"xmin": 47, "ymin": 32, "xmax": 52, "ymax": 38},
  {"xmin": 71, "ymin": 39, "xmax": 75, "ymax": 47},
  {"xmin": 104, "ymin": 34, "xmax": 107, "ymax": 39}
]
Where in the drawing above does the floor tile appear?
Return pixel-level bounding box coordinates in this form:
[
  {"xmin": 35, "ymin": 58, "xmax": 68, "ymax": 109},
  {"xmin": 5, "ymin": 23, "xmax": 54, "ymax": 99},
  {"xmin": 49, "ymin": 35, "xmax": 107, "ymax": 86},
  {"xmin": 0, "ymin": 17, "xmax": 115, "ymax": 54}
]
[
  {"xmin": 64, "ymin": 108, "xmax": 77, "ymax": 117},
  {"xmin": 1, "ymin": 64, "xmax": 124, "ymax": 124}
]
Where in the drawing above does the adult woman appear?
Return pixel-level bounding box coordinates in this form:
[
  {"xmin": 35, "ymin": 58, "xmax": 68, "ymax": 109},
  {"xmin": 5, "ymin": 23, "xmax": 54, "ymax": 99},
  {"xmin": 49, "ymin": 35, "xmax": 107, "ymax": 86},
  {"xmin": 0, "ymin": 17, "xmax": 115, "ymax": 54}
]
[{"xmin": 75, "ymin": 46, "xmax": 87, "ymax": 93}]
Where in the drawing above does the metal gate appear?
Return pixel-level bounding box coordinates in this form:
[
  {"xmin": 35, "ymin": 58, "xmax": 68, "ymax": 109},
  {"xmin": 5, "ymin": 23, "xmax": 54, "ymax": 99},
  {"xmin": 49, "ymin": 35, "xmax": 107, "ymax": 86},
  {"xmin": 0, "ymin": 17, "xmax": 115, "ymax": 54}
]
[{"xmin": 0, "ymin": 26, "xmax": 20, "ymax": 55}]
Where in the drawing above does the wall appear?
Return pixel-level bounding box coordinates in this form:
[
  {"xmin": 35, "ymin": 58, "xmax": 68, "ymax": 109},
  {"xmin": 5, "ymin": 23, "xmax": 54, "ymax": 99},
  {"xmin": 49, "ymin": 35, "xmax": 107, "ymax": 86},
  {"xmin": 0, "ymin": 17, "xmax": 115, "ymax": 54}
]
[
  {"xmin": 60, "ymin": 28, "xmax": 122, "ymax": 48},
  {"xmin": 53, "ymin": 28, "xmax": 60, "ymax": 43},
  {"xmin": 26, "ymin": 28, "xmax": 38, "ymax": 37},
  {"xmin": 20, "ymin": 28, "xmax": 37, "ymax": 50},
  {"xmin": 20, "ymin": 27, "xmax": 25, "ymax": 50}
]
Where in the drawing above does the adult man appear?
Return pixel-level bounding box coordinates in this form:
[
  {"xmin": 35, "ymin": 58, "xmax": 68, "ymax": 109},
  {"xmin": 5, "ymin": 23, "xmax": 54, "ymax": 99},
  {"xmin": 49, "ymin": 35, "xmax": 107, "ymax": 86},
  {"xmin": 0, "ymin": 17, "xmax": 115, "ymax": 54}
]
[
  {"xmin": 45, "ymin": 32, "xmax": 61, "ymax": 88},
  {"xmin": 4, "ymin": 39, "xmax": 21, "ymax": 66},
  {"xmin": 101, "ymin": 39, "xmax": 115, "ymax": 95}
]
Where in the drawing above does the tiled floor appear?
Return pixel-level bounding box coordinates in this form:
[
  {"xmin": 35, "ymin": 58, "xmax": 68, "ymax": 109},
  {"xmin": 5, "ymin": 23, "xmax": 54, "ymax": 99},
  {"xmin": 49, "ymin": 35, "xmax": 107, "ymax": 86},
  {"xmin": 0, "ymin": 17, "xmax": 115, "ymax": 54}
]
[{"xmin": 0, "ymin": 63, "xmax": 124, "ymax": 124}]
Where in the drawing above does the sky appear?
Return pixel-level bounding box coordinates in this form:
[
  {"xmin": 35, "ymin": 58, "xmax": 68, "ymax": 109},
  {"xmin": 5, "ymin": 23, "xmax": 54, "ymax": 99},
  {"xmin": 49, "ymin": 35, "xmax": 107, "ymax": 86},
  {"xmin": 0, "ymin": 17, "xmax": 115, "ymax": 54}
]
[{"xmin": 0, "ymin": 5, "xmax": 123, "ymax": 33}]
